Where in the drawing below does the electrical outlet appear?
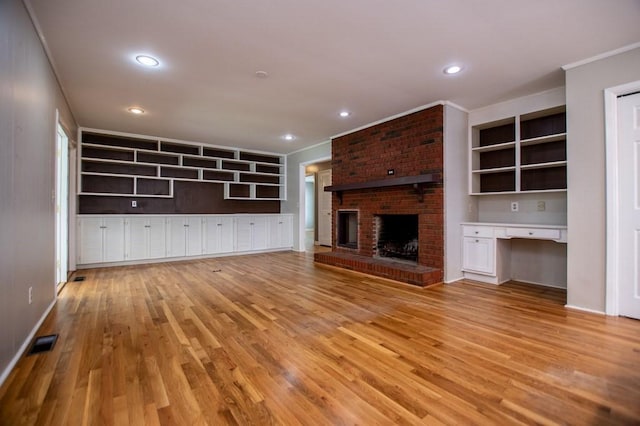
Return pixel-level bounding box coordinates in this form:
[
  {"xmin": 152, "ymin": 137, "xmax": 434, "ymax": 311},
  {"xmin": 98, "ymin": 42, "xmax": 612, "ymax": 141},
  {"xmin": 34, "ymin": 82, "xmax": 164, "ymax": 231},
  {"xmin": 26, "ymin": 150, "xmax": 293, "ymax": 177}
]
[
  {"xmin": 28, "ymin": 286, "xmax": 33, "ymax": 305},
  {"xmin": 537, "ymin": 201, "xmax": 546, "ymax": 211},
  {"xmin": 131, "ymin": 200, "xmax": 137, "ymax": 208},
  {"xmin": 511, "ymin": 201, "xmax": 519, "ymax": 212}
]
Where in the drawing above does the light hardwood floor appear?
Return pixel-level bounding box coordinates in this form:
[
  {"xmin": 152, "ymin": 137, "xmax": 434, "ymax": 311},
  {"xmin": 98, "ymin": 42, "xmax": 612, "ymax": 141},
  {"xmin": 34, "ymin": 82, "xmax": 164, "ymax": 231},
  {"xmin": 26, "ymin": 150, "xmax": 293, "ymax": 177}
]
[{"xmin": 1, "ymin": 251, "xmax": 639, "ymax": 425}]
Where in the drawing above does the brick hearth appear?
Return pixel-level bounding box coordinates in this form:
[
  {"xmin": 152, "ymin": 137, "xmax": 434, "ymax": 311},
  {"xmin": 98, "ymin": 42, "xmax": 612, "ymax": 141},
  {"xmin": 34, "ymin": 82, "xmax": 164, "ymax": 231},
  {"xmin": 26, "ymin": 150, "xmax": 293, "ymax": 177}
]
[
  {"xmin": 314, "ymin": 252, "xmax": 442, "ymax": 287},
  {"xmin": 314, "ymin": 104, "xmax": 444, "ymax": 287}
]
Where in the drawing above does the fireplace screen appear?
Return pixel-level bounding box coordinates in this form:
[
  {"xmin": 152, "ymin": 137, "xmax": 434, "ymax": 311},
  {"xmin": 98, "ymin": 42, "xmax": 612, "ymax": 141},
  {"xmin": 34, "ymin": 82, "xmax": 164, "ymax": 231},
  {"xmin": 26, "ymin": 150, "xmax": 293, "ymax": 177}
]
[
  {"xmin": 337, "ymin": 210, "xmax": 358, "ymax": 249},
  {"xmin": 375, "ymin": 214, "xmax": 418, "ymax": 262}
]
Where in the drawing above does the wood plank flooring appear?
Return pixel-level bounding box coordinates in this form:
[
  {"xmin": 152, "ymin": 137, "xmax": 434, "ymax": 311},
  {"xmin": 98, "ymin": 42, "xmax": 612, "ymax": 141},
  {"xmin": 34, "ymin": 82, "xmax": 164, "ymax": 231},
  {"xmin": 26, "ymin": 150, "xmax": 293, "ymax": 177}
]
[{"xmin": 1, "ymin": 251, "xmax": 639, "ymax": 425}]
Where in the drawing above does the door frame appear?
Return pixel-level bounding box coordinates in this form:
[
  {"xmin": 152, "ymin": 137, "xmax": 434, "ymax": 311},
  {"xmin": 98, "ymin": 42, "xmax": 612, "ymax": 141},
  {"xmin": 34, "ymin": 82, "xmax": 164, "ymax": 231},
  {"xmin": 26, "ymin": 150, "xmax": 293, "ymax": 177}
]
[
  {"xmin": 54, "ymin": 110, "xmax": 70, "ymax": 291},
  {"xmin": 604, "ymin": 79, "xmax": 640, "ymax": 315},
  {"xmin": 297, "ymin": 157, "xmax": 330, "ymax": 252}
]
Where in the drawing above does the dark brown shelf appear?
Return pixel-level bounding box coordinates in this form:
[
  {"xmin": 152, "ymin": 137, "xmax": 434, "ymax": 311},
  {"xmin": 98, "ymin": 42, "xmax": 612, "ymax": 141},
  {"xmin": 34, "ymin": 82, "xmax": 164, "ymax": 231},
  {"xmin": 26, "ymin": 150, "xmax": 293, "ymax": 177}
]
[{"xmin": 325, "ymin": 174, "xmax": 441, "ymax": 203}]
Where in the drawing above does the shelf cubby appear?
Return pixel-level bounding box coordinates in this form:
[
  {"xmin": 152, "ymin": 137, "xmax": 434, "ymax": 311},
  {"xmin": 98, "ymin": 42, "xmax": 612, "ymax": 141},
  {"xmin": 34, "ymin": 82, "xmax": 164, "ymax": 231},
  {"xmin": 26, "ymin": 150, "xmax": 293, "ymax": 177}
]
[
  {"xmin": 161, "ymin": 167, "xmax": 199, "ymax": 179},
  {"xmin": 137, "ymin": 178, "xmax": 171, "ymax": 196}
]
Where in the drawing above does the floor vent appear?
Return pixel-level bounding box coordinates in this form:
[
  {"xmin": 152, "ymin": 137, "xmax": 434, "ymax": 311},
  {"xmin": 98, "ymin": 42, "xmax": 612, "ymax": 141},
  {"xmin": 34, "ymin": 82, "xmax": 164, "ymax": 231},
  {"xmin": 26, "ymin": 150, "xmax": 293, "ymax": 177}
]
[
  {"xmin": 73, "ymin": 276, "xmax": 85, "ymax": 282},
  {"xmin": 27, "ymin": 334, "xmax": 58, "ymax": 356}
]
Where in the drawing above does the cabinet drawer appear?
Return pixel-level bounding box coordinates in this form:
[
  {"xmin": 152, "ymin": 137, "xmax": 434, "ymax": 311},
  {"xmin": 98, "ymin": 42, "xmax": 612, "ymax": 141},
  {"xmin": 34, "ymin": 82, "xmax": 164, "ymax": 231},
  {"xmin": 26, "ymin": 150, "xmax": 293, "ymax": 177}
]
[
  {"xmin": 462, "ymin": 226, "xmax": 494, "ymax": 238},
  {"xmin": 505, "ymin": 227, "xmax": 560, "ymax": 240}
]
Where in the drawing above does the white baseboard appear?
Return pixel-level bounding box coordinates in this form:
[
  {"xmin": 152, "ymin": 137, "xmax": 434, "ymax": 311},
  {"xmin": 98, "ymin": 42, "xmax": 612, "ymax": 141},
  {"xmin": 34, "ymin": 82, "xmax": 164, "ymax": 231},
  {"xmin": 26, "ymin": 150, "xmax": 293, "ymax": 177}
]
[
  {"xmin": 0, "ymin": 298, "xmax": 57, "ymax": 388},
  {"xmin": 76, "ymin": 247, "xmax": 292, "ymax": 269},
  {"xmin": 564, "ymin": 304, "xmax": 605, "ymax": 315},
  {"xmin": 510, "ymin": 278, "xmax": 567, "ymax": 289}
]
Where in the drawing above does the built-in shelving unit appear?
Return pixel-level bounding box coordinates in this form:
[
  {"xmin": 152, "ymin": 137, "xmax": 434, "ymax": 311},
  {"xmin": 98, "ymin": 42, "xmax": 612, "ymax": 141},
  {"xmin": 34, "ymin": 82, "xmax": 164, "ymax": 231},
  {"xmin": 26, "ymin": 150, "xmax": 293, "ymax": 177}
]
[
  {"xmin": 470, "ymin": 106, "xmax": 566, "ymax": 194},
  {"xmin": 78, "ymin": 129, "xmax": 286, "ymax": 200}
]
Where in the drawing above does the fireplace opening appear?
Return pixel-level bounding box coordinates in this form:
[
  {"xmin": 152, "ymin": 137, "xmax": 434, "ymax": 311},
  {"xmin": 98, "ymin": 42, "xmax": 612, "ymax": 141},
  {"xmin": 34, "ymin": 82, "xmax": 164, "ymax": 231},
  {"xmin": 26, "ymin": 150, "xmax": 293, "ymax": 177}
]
[
  {"xmin": 337, "ymin": 210, "xmax": 358, "ymax": 249},
  {"xmin": 375, "ymin": 214, "xmax": 419, "ymax": 263}
]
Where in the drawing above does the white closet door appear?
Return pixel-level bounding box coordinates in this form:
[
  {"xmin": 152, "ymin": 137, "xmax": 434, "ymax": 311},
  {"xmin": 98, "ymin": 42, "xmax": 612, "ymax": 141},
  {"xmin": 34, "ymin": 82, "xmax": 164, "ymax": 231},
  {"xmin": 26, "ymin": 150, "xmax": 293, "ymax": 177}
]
[{"xmin": 617, "ymin": 92, "xmax": 640, "ymax": 319}]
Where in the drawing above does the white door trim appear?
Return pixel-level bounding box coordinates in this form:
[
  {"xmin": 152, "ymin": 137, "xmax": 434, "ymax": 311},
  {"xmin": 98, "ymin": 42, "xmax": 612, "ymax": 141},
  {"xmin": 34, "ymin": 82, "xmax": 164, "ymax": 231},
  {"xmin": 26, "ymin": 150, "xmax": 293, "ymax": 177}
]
[
  {"xmin": 297, "ymin": 157, "xmax": 331, "ymax": 252},
  {"xmin": 604, "ymin": 79, "xmax": 640, "ymax": 315}
]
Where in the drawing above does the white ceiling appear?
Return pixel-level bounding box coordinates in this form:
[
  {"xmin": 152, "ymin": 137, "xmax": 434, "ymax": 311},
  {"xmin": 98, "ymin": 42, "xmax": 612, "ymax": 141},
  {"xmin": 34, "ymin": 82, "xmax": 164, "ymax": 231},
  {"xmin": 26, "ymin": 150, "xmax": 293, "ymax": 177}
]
[{"xmin": 26, "ymin": 0, "xmax": 640, "ymax": 153}]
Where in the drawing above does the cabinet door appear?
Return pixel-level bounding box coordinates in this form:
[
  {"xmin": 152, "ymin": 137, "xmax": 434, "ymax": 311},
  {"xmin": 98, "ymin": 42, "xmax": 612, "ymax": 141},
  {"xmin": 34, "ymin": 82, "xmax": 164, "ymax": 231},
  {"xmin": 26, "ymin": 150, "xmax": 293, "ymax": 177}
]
[
  {"xmin": 251, "ymin": 216, "xmax": 269, "ymax": 250},
  {"xmin": 166, "ymin": 217, "xmax": 186, "ymax": 257},
  {"xmin": 147, "ymin": 217, "xmax": 167, "ymax": 259},
  {"xmin": 126, "ymin": 217, "xmax": 148, "ymax": 261},
  {"xmin": 218, "ymin": 217, "xmax": 234, "ymax": 253},
  {"xmin": 185, "ymin": 216, "xmax": 203, "ymax": 256},
  {"xmin": 102, "ymin": 217, "xmax": 125, "ymax": 263},
  {"xmin": 235, "ymin": 216, "xmax": 254, "ymax": 252},
  {"xmin": 462, "ymin": 237, "xmax": 495, "ymax": 274},
  {"xmin": 203, "ymin": 217, "xmax": 220, "ymax": 254},
  {"xmin": 269, "ymin": 215, "xmax": 293, "ymax": 248},
  {"xmin": 78, "ymin": 217, "xmax": 104, "ymax": 264},
  {"xmin": 205, "ymin": 216, "xmax": 234, "ymax": 254}
]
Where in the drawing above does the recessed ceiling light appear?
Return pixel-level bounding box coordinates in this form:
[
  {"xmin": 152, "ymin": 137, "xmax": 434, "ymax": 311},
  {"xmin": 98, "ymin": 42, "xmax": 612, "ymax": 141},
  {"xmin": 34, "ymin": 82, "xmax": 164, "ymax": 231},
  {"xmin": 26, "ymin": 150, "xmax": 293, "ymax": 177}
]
[
  {"xmin": 128, "ymin": 107, "xmax": 145, "ymax": 114},
  {"xmin": 339, "ymin": 111, "xmax": 351, "ymax": 118},
  {"xmin": 255, "ymin": 70, "xmax": 269, "ymax": 79},
  {"xmin": 283, "ymin": 134, "xmax": 295, "ymax": 141},
  {"xmin": 443, "ymin": 65, "xmax": 463, "ymax": 75},
  {"xmin": 135, "ymin": 55, "xmax": 159, "ymax": 67}
]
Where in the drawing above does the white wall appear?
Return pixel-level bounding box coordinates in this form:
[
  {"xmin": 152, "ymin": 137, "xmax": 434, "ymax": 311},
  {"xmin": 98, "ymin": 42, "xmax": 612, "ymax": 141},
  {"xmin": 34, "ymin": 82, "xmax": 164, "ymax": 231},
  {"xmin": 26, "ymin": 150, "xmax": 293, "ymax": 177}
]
[
  {"xmin": 0, "ymin": 0, "xmax": 76, "ymax": 385},
  {"xmin": 565, "ymin": 47, "xmax": 640, "ymax": 312},
  {"xmin": 283, "ymin": 141, "xmax": 331, "ymax": 251},
  {"xmin": 443, "ymin": 104, "xmax": 472, "ymax": 283}
]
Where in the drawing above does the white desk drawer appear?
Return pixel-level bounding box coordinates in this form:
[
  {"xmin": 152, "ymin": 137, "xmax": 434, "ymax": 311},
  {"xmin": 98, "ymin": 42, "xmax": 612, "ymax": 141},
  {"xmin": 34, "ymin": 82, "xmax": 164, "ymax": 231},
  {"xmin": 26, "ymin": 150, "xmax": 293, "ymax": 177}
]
[
  {"xmin": 505, "ymin": 227, "xmax": 560, "ymax": 240},
  {"xmin": 462, "ymin": 225, "xmax": 494, "ymax": 238}
]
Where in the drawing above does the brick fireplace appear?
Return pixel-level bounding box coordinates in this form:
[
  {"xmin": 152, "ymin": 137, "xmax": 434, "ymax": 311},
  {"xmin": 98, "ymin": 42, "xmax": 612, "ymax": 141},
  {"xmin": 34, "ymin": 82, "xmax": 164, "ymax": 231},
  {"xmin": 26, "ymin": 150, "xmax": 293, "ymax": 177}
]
[{"xmin": 314, "ymin": 105, "xmax": 444, "ymax": 286}]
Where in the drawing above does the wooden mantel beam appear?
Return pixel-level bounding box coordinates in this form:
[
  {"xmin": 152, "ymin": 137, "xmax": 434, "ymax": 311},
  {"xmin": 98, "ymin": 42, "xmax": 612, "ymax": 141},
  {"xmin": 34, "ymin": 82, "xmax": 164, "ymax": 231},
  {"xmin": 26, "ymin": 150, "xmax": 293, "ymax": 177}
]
[{"xmin": 324, "ymin": 173, "xmax": 441, "ymax": 204}]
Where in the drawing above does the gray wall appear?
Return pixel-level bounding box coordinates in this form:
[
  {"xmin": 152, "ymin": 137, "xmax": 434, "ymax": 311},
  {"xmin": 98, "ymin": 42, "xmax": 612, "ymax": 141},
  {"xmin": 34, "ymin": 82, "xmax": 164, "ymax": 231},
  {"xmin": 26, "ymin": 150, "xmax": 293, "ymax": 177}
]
[
  {"xmin": 477, "ymin": 192, "xmax": 567, "ymax": 225},
  {"xmin": 283, "ymin": 141, "xmax": 331, "ymax": 251},
  {"xmin": 565, "ymin": 47, "xmax": 640, "ymax": 311},
  {"xmin": 0, "ymin": 0, "xmax": 76, "ymax": 383}
]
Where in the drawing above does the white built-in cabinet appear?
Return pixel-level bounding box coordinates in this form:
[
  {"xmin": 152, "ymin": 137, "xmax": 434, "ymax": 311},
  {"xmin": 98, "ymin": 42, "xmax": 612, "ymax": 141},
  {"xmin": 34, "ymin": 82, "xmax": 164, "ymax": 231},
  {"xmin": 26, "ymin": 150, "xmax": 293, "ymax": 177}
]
[
  {"xmin": 269, "ymin": 215, "xmax": 293, "ymax": 249},
  {"xmin": 78, "ymin": 216, "xmax": 125, "ymax": 264},
  {"xmin": 166, "ymin": 216, "xmax": 203, "ymax": 257},
  {"xmin": 235, "ymin": 215, "xmax": 269, "ymax": 252},
  {"xmin": 462, "ymin": 229, "xmax": 495, "ymax": 275},
  {"xmin": 203, "ymin": 216, "xmax": 234, "ymax": 254},
  {"xmin": 461, "ymin": 223, "xmax": 566, "ymax": 285},
  {"xmin": 125, "ymin": 216, "xmax": 166, "ymax": 260},
  {"xmin": 77, "ymin": 214, "xmax": 293, "ymax": 267}
]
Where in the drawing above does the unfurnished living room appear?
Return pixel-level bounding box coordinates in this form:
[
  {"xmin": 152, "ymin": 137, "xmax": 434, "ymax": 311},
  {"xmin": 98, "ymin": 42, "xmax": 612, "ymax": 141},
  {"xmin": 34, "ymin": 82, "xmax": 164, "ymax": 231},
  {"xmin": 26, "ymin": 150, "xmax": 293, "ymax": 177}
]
[{"xmin": 2, "ymin": 0, "xmax": 640, "ymax": 424}]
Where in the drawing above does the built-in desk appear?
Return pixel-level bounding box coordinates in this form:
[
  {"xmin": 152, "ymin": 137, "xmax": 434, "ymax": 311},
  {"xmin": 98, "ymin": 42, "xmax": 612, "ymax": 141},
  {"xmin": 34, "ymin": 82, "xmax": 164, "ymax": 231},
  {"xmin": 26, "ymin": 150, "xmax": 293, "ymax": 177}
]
[{"xmin": 461, "ymin": 222, "xmax": 567, "ymax": 285}]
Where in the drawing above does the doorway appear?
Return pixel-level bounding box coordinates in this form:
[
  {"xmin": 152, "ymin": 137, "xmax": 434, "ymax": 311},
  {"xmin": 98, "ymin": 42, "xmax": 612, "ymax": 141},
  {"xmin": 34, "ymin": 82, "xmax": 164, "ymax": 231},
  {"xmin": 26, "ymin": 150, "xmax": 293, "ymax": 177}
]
[
  {"xmin": 55, "ymin": 121, "xmax": 69, "ymax": 291},
  {"xmin": 304, "ymin": 174, "xmax": 315, "ymax": 250},
  {"xmin": 316, "ymin": 168, "xmax": 332, "ymax": 246},
  {"xmin": 605, "ymin": 81, "xmax": 640, "ymax": 319}
]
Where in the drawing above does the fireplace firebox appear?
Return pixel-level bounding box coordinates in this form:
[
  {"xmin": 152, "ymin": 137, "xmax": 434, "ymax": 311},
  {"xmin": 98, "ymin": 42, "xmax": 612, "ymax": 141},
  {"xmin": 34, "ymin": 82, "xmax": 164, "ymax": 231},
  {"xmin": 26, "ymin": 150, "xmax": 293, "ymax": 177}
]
[{"xmin": 375, "ymin": 214, "xmax": 419, "ymax": 263}]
